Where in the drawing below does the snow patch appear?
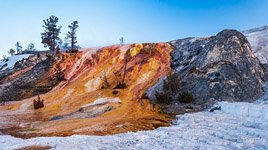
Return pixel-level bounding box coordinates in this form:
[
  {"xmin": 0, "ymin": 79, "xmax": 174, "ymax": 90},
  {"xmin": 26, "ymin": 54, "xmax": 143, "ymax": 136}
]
[
  {"xmin": 243, "ymin": 26, "xmax": 268, "ymax": 64},
  {"xmin": 2, "ymin": 101, "xmax": 268, "ymax": 149},
  {"xmin": 219, "ymin": 101, "xmax": 268, "ymax": 120},
  {"xmin": 3, "ymin": 84, "xmax": 268, "ymax": 149},
  {"xmin": 82, "ymin": 97, "xmax": 121, "ymax": 108}
]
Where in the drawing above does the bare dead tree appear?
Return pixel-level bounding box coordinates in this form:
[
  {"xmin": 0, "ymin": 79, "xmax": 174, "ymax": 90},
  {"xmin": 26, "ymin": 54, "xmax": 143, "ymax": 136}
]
[
  {"xmin": 121, "ymin": 49, "xmax": 130, "ymax": 85},
  {"xmin": 115, "ymin": 49, "xmax": 130, "ymax": 89},
  {"xmin": 100, "ymin": 70, "xmax": 110, "ymax": 88},
  {"xmin": 113, "ymin": 71, "xmax": 119, "ymax": 86}
]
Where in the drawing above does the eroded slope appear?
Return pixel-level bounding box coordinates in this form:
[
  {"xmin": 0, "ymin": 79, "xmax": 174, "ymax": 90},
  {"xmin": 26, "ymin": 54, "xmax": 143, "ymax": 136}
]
[{"xmin": 0, "ymin": 43, "xmax": 173, "ymax": 138}]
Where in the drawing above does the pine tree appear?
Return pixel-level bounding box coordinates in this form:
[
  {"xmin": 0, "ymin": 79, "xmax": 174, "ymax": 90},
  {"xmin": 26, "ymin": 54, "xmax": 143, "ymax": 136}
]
[
  {"xmin": 41, "ymin": 15, "xmax": 62, "ymax": 53},
  {"xmin": 15, "ymin": 42, "xmax": 23, "ymax": 54},
  {"xmin": 66, "ymin": 21, "xmax": 79, "ymax": 50},
  {"xmin": 8, "ymin": 48, "xmax": 15, "ymax": 56},
  {"xmin": 25, "ymin": 43, "xmax": 36, "ymax": 51}
]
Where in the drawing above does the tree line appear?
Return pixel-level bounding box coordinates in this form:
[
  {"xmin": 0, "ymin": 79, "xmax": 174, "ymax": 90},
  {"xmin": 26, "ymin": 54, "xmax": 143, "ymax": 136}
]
[
  {"xmin": 2, "ymin": 15, "xmax": 79, "ymax": 60},
  {"xmin": 41, "ymin": 15, "xmax": 79, "ymax": 54}
]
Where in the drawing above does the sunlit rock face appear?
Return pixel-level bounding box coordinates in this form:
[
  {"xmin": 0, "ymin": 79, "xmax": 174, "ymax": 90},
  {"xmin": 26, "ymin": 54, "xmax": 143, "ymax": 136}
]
[
  {"xmin": 0, "ymin": 43, "xmax": 173, "ymax": 138},
  {"xmin": 148, "ymin": 30, "xmax": 264, "ymax": 105}
]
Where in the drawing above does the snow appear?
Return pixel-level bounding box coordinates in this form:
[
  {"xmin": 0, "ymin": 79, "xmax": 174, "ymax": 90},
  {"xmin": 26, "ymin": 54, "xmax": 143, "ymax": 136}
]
[
  {"xmin": 2, "ymin": 82, "xmax": 268, "ymax": 150},
  {"xmin": 219, "ymin": 101, "xmax": 268, "ymax": 120},
  {"xmin": 81, "ymin": 97, "xmax": 121, "ymax": 108},
  {"xmin": 0, "ymin": 54, "xmax": 32, "ymax": 70},
  {"xmin": 243, "ymin": 26, "xmax": 268, "ymax": 64},
  {"xmin": 1, "ymin": 97, "xmax": 268, "ymax": 149}
]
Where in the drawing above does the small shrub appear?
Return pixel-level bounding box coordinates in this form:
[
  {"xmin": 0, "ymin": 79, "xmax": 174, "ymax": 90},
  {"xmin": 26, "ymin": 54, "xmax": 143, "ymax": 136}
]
[
  {"xmin": 154, "ymin": 90, "xmax": 172, "ymax": 104},
  {"xmin": 140, "ymin": 43, "xmax": 157, "ymax": 55},
  {"xmin": 163, "ymin": 73, "xmax": 180, "ymax": 94},
  {"xmin": 112, "ymin": 90, "xmax": 119, "ymax": 95},
  {"xmin": 33, "ymin": 95, "xmax": 44, "ymax": 109},
  {"xmin": 141, "ymin": 92, "xmax": 148, "ymax": 99},
  {"xmin": 179, "ymin": 92, "xmax": 193, "ymax": 103},
  {"xmin": 68, "ymin": 48, "xmax": 78, "ymax": 53},
  {"xmin": 114, "ymin": 82, "xmax": 127, "ymax": 89},
  {"xmin": 154, "ymin": 72, "xmax": 180, "ymax": 104},
  {"xmin": 54, "ymin": 63, "xmax": 65, "ymax": 81}
]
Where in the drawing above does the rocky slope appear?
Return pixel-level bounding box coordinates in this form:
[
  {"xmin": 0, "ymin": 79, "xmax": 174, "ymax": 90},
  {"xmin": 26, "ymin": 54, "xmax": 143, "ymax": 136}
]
[
  {"xmin": 0, "ymin": 43, "xmax": 173, "ymax": 138},
  {"xmin": 148, "ymin": 30, "xmax": 265, "ymax": 113},
  {"xmin": 0, "ymin": 28, "xmax": 266, "ymax": 139},
  {"xmin": 0, "ymin": 53, "xmax": 57, "ymax": 102}
]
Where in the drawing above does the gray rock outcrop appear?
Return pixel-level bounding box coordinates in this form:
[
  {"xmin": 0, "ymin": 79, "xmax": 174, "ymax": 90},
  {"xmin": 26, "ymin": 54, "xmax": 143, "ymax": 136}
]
[
  {"xmin": 148, "ymin": 30, "xmax": 265, "ymax": 105},
  {"xmin": 0, "ymin": 57, "xmax": 54, "ymax": 102}
]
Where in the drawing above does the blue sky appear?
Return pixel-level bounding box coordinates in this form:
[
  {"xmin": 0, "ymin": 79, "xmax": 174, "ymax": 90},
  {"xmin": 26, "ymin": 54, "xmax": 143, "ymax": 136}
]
[{"xmin": 0, "ymin": 0, "xmax": 268, "ymax": 57}]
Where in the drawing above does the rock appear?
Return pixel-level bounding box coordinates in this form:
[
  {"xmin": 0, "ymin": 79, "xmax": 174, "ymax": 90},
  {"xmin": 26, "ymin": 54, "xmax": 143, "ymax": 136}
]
[
  {"xmin": 209, "ymin": 105, "xmax": 221, "ymax": 112},
  {"xmin": 0, "ymin": 57, "xmax": 54, "ymax": 102},
  {"xmin": 50, "ymin": 115, "xmax": 64, "ymax": 121},
  {"xmin": 148, "ymin": 30, "xmax": 264, "ymax": 106}
]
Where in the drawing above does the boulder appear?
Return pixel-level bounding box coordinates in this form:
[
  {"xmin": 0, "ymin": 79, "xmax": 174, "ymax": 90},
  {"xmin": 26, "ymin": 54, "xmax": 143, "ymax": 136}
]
[{"xmin": 148, "ymin": 30, "xmax": 265, "ymax": 105}]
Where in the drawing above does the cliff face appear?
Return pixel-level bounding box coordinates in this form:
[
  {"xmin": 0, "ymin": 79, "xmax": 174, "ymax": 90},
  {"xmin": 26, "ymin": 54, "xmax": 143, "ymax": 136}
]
[{"xmin": 148, "ymin": 30, "xmax": 264, "ymax": 108}]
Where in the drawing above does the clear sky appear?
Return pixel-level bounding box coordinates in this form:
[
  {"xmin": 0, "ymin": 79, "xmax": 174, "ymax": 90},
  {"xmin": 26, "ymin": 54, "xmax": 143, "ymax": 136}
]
[{"xmin": 0, "ymin": 0, "xmax": 268, "ymax": 58}]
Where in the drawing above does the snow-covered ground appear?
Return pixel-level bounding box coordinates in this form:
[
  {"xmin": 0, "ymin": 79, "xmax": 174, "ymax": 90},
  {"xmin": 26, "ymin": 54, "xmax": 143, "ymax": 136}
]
[
  {"xmin": 0, "ymin": 54, "xmax": 32, "ymax": 70},
  {"xmin": 1, "ymin": 42, "xmax": 268, "ymax": 149},
  {"xmin": 1, "ymin": 96, "xmax": 268, "ymax": 150},
  {"xmin": 243, "ymin": 26, "xmax": 268, "ymax": 64}
]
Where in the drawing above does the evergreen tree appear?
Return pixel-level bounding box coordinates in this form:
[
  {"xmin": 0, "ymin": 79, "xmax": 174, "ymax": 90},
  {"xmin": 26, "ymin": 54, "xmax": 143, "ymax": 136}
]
[
  {"xmin": 8, "ymin": 48, "xmax": 15, "ymax": 56},
  {"xmin": 25, "ymin": 43, "xmax": 36, "ymax": 51},
  {"xmin": 15, "ymin": 42, "xmax": 23, "ymax": 54},
  {"xmin": 41, "ymin": 15, "xmax": 62, "ymax": 53},
  {"xmin": 66, "ymin": 21, "xmax": 79, "ymax": 50}
]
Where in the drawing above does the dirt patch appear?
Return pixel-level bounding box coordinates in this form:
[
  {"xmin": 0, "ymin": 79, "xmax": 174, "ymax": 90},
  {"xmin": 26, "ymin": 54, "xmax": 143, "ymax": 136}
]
[{"xmin": 16, "ymin": 145, "xmax": 52, "ymax": 150}]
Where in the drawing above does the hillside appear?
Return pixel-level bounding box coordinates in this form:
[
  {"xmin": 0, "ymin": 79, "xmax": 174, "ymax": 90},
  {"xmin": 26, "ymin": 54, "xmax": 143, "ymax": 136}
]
[
  {"xmin": 0, "ymin": 43, "xmax": 173, "ymax": 137},
  {"xmin": 0, "ymin": 27, "xmax": 267, "ymax": 147}
]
